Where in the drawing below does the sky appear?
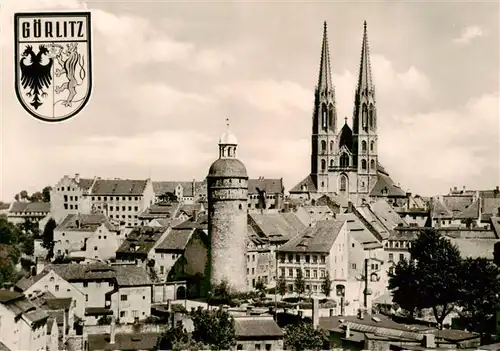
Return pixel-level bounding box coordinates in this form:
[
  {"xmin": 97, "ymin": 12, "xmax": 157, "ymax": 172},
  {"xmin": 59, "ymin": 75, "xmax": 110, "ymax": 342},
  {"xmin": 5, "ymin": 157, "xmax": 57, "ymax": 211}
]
[{"xmin": 1, "ymin": 0, "xmax": 499, "ymax": 201}]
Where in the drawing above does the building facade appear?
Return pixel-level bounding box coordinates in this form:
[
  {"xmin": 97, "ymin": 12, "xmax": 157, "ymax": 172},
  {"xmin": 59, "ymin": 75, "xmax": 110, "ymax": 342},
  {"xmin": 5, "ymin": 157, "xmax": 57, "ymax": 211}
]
[{"xmin": 289, "ymin": 21, "xmax": 405, "ymax": 205}]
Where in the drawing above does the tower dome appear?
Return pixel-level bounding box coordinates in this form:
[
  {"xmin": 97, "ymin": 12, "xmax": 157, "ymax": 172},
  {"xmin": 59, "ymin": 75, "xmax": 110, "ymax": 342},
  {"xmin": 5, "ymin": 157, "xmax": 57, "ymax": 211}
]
[
  {"xmin": 218, "ymin": 130, "xmax": 238, "ymax": 145},
  {"xmin": 208, "ymin": 119, "xmax": 247, "ymax": 178}
]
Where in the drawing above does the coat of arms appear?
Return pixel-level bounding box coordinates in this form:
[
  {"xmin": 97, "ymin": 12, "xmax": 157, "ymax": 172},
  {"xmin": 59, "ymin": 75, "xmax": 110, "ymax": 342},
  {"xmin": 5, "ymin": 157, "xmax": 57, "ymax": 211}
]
[{"xmin": 14, "ymin": 12, "xmax": 92, "ymax": 122}]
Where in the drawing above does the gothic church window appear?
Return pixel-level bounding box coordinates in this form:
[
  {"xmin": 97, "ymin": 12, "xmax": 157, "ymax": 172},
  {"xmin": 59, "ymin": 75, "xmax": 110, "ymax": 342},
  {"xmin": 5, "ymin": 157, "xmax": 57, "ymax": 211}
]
[
  {"xmin": 321, "ymin": 140, "xmax": 326, "ymax": 153},
  {"xmin": 328, "ymin": 105, "xmax": 334, "ymax": 130},
  {"xmin": 361, "ymin": 159, "xmax": 367, "ymax": 170},
  {"xmin": 330, "ymin": 160, "xmax": 334, "ymax": 168},
  {"xmin": 340, "ymin": 176, "xmax": 348, "ymax": 193},
  {"xmin": 362, "ymin": 104, "xmax": 368, "ymax": 128},
  {"xmin": 340, "ymin": 153, "xmax": 349, "ymax": 168},
  {"xmin": 370, "ymin": 159, "xmax": 375, "ymax": 170},
  {"xmin": 321, "ymin": 159, "xmax": 326, "ymax": 172},
  {"xmin": 369, "ymin": 105, "xmax": 375, "ymax": 129},
  {"xmin": 370, "ymin": 141, "xmax": 374, "ymax": 152},
  {"xmin": 330, "ymin": 141, "xmax": 334, "ymax": 151},
  {"xmin": 361, "ymin": 141, "xmax": 367, "ymax": 153},
  {"xmin": 322, "ymin": 104, "xmax": 327, "ymax": 129}
]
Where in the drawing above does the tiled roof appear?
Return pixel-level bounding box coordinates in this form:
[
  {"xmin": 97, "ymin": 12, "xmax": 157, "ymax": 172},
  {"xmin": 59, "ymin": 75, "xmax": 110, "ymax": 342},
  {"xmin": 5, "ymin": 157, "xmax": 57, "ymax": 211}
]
[
  {"xmin": 139, "ymin": 202, "xmax": 181, "ymax": 219},
  {"xmin": 68, "ymin": 177, "xmax": 95, "ymax": 191},
  {"xmin": 88, "ymin": 332, "xmax": 159, "ymax": 351},
  {"xmin": 281, "ymin": 213, "xmax": 307, "ymax": 233},
  {"xmin": 0, "ymin": 290, "xmax": 24, "ymax": 303},
  {"xmin": 47, "ymin": 310, "xmax": 65, "ymax": 325},
  {"xmin": 90, "ymin": 179, "xmax": 149, "ymax": 196},
  {"xmin": 277, "ymin": 219, "xmax": 345, "ymax": 253},
  {"xmin": 248, "ymin": 178, "xmax": 284, "ymax": 195},
  {"xmin": 370, "ymin": 172, "xmax": 406, "ymax": 198},
  {"xmin": 152, "ymin": 180, "xmax": 204, "ymax": 197},
  {"xmin": 14, "ymin": 270, "xmax": 50, "ymax": 292},
  {"xmin": 116, "ymin": 226, "xmax": 168, "ymax": 256},
  {"xmin": 482, "ymin": 198, "xmax": 500, "ymax": 217},
  {"xmin": 45, "ymin": 297, "xmax": 72, "ymax": 311},
  {"xmin": 369, "ymin": 200, "xmax": 408, "ymax": 230},
  {"xmin": 24, "ymin": 308, "xmax": 49, "ymax": 324},
  {"xmin": 234, "ymin": 316, "xmax": 284, "ymax": 339},
  {"xmin": 0, "ymin": 290, "xmax": 49, "ymax": 324},
  {"xmin": 45, "ymin": 263, "xmax": 116, "ymax": 282},
  {"xmin": 179, "ymin": 203, "xmax": 204, "ymax": 217},
  {"xmin": 174, "ymin": 214, "xmax": 208, "ymax": 230},
  {"xmin": 155, "ymin": 228, "xmax": 195, "ymax": 252},
  {"xmin": 432, "ymin": 195, "xmax": 480, "ymax": 220},
  {"xmin": 354, "ymin": 206, "xmax": 390, "ymax": 240},
  {"xmin": 56, "ymin": 213, "xmax": 116, "ymax": 232},
  {"xmin": 338, "ymin": 123, "xmax": 353, "ymax": 151},
  {"xmin": 302, "ymin": 205, "xmax": 334, "ymax": 223},
  {"xmin": 289, "ymin": 175, "xmax": 317, "ymax": 193},
  {"xmin": 319, "ymin": 314, "xmax": 432, "ymax": 334},
  {"xmin": 0, "ymin": 341, "xmax": 11, "ymax": 351},
  {"xmin": 113, "ymin": 265, "xmax": 152, "ymax": 287},
  {"xmin": 9, "ymin": 201, "xmax": 50, "ymax": 213},
  {"xmin": 449, "ymin": 238, "xmax": 500, "ymax": 260},
  {"xmin": 249, "ymin": 213, "xmax": 302, "ymax": 242},
  {"xmin": 336, "ymin": 213, "xmax": 382, "ymax": 249}
]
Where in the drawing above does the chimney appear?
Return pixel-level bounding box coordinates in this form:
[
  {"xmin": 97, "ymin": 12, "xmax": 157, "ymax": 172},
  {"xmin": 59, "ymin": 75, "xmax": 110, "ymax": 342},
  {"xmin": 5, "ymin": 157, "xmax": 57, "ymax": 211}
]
[
  {"xmin": 345, "ymin": 324, "xmax": 351, "ymax": 338},
  {"xmin": 423, "ymin": 333, "xmax": 436, "ymax": 348},
  {"xmin": 110, "ymin": 315, "xmax": 116, "ymax": 344},
  {"xmin": 75, "ymin": 173, "xmax": 80, "ymax": 183},
  {"xmin": 312, "ymin": 297, "xmax": 319, "ymax": 329},
  {"xmin": 347, "ymin": 201, "xmax": 353, "ymax": 213}
]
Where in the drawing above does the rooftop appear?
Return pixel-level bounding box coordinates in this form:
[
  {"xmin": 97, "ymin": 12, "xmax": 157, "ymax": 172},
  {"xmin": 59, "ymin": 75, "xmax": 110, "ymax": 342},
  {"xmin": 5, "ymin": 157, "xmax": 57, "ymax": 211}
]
[
  {"xmin": 87, "ymin": 332, "xmax": 159, "ymax": 351},
  {"xmin": 90, "ymin": 179, "xmax": 149, "ymax": 196},
  {"xmin": 56, "ymin": 213, "xmax": 116, "ymax": 232},
  {"xmin": 9, "ymin": 201, "xmax": 50, "ymax": 214}
]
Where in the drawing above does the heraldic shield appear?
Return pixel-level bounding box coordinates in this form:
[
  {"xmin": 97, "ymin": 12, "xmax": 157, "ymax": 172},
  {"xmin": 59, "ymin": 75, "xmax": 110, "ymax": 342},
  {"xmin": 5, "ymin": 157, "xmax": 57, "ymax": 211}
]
[{"xmin": 14, "ymin": 12, "xmax": 92, "ymax": 122}]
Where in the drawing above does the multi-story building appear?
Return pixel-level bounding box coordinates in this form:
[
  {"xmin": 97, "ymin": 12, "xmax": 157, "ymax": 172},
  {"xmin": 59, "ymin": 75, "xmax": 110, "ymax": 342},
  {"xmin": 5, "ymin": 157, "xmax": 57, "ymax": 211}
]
[
  {"xmin": 7, "ymin": 201, "xmax": 50, "ymax": 226},
  {"xmin": 289, "ymin": 21, "xmax": 406, "ymax": 205},
  {"xmin": 248, "ymin": 177, "xmax": 285, "ymax": 212},
  {"xmin": 50, "ymin": 174, "xmax": 155, "ymax": 227},
  {"xmin": 431, "ymin": 194, "xmax": 481, "ymax": 229},
  {"xmin": 53, "ymin": 213, "xmax": 121, "ymax": 261},
  {"xmin": 0, "ymin": 290, "xmax": 50, "ymax": 351},
  {"xmin": 153, "ymin": 180, "xmax": 206, "ymax": 204}
]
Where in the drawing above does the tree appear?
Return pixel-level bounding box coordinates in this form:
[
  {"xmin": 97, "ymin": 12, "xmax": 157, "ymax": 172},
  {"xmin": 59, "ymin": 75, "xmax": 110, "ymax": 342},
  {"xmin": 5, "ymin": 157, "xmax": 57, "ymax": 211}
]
[
  {"xmin": 0, "ymin": 217, "xmax": 20, "ymax": 245},
  {"xmin": 20, "ymin": 219, "xmax": 39, "ymax": 237},
  {"xmin": 42, "ymin": 218, "xmax": 57, "ymax": 260},
  {"xmin": 389, "ymin": 229, "xmax": 463, "ymax": 328},
  {"xmin": 190, "ymin": 307, "xmax": 236, "ymax": 350},
  {"xmin": 457, "ymin": 258, "xmax": 500, "ymax": 338},
  {"xmin": 42, "ymin": 186, "xmax": 52, "ymax": 202},
  {"xmin": 294, "ymin": 268, "xmax": 305, "ymax": 300},
  {"xmin": 21, "ymin": 236, "xmax": 34, "ymax": 256},
  {"xmin": 284, "ymin": 322, "xmax": 330, "ymax": 351},
  {"xmin": 159, "ymin": 192, "xmax": 178, "ymax": 203},
  {"xmin": 321, "ymin": 271, "xmax": 332, "ymax": 297},
  {"xmin": 157, "ymin": 320, "xmax": 190, "ymax": 350},
  {"xmin": 254, "ymin": 278, "xmax": 266, "ymax": 298},
  {"xmin": 0, "ymin": 244, "xmax": 21, "ymax": 288},
  {"xmin": 276, "ymin": 275, "xmax": 287, "ymax": 298},
  {"xmin": 29, "ymin": 192, "xmax": 43, "ymax": 202},
  {"xmin": 19, "ymin": 190, "xmax": 28, "ymax": 200}
]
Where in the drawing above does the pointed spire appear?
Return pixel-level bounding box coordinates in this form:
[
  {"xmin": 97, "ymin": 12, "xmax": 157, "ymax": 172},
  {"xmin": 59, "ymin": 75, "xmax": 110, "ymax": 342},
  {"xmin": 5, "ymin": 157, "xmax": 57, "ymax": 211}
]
[
  {"xmin": 357, "ymin": 20, "xmax": 374, "ymax": 93},
  {"xmin": 317, "ymin": 21, "xmax": 333, "ymax": 91}
]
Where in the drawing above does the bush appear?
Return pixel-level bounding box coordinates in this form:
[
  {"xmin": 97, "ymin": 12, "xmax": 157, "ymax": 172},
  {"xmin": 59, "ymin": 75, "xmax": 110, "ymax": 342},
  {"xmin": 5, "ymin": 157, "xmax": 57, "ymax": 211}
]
[
  {"xmin": 298, "ymin": 303, "xmax": 312, "ymax": 309},
  {"xmin": 171, "ymin": 303, "xmax": 188, "ymax": 313},
  {"xmin": 267, "ymin": 287, "xmax": 276, "ymax": 294}
]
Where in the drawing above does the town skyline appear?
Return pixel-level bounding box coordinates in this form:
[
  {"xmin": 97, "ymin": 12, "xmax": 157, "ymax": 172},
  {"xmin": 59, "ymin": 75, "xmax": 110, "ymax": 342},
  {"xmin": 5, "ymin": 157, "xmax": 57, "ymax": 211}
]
[{"xmin": 1, "ymin": 0, "xmax": 499, "ymax": 201}]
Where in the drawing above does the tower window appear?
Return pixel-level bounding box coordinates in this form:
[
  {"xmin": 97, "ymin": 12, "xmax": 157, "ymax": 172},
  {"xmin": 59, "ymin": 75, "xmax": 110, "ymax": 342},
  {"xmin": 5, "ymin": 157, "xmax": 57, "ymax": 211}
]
[
  {"xmin": 329, "ymin": 140, "xmax": 334, "ymax": 151},
  {"xmin": 321, "ymin": 159, "xmax": 326, "ymax": 172},
  {"xmin": 239, "ymin": 204, "xmax": 243, "ymax": 210},
  {"xmin": 361, "ymin": 141, "xmax": 367, "ymax": 153},
  {"xmin": 370, "ymin": 141, "xmax": 374, "ymax": 152},
  {"xmin": 340, "ymin": 175, "xmax": 348, "ymax": 193},
  {"xmin": 340, "ymin": 153, "xmax": 349, "ymax": 168},
  {"xmin": 322, "ymin": 105, "xmax": 327, "ymax": 129},
  {"xmin": 321, "ymin": 140, "xmax": 326, "ymax": 153},
  {"xmin": 361, "ymin": 159, "xmax": 367, "ymax": 170},
  {"xmin": 370, "ymin": 159, "xmax": 375, "ymax": 170},
  {"xmin": 328, "ymin": 105, "xmax": 334, "ymax": 130},
  {"xmin": 330, "ymin": 159, "xmax": 334, "ymax": 167},
  {"xmin": 362, "ymin": 104, "xmax": 368, "ymax": 128}
]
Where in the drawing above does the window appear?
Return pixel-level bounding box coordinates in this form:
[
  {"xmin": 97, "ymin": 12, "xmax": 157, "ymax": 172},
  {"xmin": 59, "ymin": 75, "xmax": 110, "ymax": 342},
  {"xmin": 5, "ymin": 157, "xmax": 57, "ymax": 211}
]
[
  {"xmin": 50, "ymin": 277, "xmax": 55, "ymax": 282},
  {"xmin": 330, "ymin": 140, "xmax": 334, "ymax": 151},
  {"xmin": 255, "ymin": 344, "xmax": 261, "ymax": 350},
  {"xmin": 340, "ymin": 175, "xmax": 348, "ymax": 193},
  {"xmin": 237, "ymin": 345, "xmax": 243, "ymax": 350},
  {"xmin": 321, "ymin": 159, "xmax": 326, "ymax": 172},
  {"xmin": 280, "ymin": 268, "xmax": 285, "ymax": 277},
  {"xmin": 340, "ymin": 153, "xmax": 349, "ymax": 168},
  {"xmin": 361, "ymin": 159, "xmax": 367, "ymax": 170},
  {"xmin": 288, "ymin": 268, "xmax": 293, "ymax": 277},
  {"xmin": 288, "ymin": 254, "xmax": 293, "ymax": 263},
  {"xmin": 389, "ymin": 253, "xmax": 394, "ymax": 261},
  {"xmin": 55, "ymin": 285, "xmax": 59, "ymax": 291},
  {"xmin": 400, "ymin": 253, "xmax": 404, "ymax": 261},
  {"xmin": 295, "ymin": 255, "xmax": 300, "ymax": 263},
  {"xmin": 83, "ymin": 282, "xmax": 88, "ymax": 288},
  {"xmin": 121, "ymin": 295, "xmax": 127, "ymax": 301},
  {"xmin": 321, "ymin": 140, "xmax": 326, "ymax": 153},
  {"xmin": 120, "ymin": 311, "xmax": 126, "ymax": 318},
  {"xmin": 305, "ymin": 269, "xmax": 310, "ymax": 278},
  {"xmin": 320, "ymin": 255, "xmax": 326, "ymax": 264},
  {"xmin": 351, "ymin": 263, "xmax": 356, "ymax": 270},
  {"xmin": 85, "ymin": 294, "xmax": 88, "ymax": 302},
  {"xmin": 305, "ymin": 255, "xmax": 310, "ymax": 263},
  {"xmin": 160, "ymin": 266, "xmax": 164, "ymax": 274},
  {"xmin": 265, "ymin": 345, "xmax": 272, "ymax": 351},
  {"xmin": 134, "ymin": 206, "xmax": 138, "ymax": 211},
  {"xmin": 370, "ymin": 159, "xmax": 375, "ymax": 170},
  {"xmin": 362, "ymin": 140, "xmax": 367, "ymax": 153}
]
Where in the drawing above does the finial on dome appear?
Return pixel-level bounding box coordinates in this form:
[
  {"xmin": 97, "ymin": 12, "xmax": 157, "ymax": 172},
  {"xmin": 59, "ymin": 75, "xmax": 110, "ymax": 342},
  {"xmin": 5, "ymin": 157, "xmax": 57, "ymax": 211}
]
[
  {"xmin": 226, "ymin": 117, "xmax": 230, "ymax": 129},
  {"xmin": 364, "ymin": 20, "xmax": 367, "ymax": 30},
  {"xmin": 344, "ymin": 116, "xmax": 348, "ymax": 124}
]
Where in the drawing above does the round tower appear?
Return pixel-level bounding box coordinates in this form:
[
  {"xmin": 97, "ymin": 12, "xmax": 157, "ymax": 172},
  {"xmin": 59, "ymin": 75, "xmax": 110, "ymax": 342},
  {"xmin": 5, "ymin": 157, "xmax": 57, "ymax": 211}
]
[{"xmin": 207, "ymin": 121, "xmax": 248, "ymax": 292}]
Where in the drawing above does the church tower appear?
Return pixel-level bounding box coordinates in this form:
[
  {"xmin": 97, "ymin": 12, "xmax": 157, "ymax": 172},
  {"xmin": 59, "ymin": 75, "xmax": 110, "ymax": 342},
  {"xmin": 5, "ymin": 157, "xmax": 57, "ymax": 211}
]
[
  {"xmin": 311, "ymin": 21, "xmax": 338, "ymax": 193},
  {"xmin": 352, "ymin": 21, "xmax": 378, "ymax": 195},
  {"xmin": 207, "ymin": 120, "xmax": 248, "ymax": 292}
]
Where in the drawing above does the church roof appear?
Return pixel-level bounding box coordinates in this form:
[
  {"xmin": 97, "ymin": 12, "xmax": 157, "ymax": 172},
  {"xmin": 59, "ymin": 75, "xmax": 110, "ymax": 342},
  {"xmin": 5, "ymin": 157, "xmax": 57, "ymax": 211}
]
[
  {"xmin": 338, "ymin": 122, "xmax": 353, "ymax": 151},
  {"xmin": 370, "ymin": 170, "xmax": 406, "ymax": 198},
  {"xmin": 317, "ymin": 21, "xmax": 334, "ymax": 93},
  {"xmin": 289, "ymin": 174, "xmax": 317, "ymax": 193}
]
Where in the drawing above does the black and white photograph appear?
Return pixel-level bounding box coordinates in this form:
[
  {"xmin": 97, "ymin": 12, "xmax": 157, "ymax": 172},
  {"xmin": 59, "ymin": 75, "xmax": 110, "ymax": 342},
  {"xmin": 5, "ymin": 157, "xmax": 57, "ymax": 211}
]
[{"xmin": 0, "ymin": 0, "xmax": 499, "ymax": 350}]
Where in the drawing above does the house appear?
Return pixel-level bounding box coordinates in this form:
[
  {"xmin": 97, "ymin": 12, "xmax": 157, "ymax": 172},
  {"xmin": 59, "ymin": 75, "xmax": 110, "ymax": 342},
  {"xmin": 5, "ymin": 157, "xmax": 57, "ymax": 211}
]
[
  {"xmin": 53, "ymin": 213, "xmax": 120, "ymax": 261},
  {"xmin": 50, "ymin": 174, "xmax": 155, "ymax": 227},
  {"xmin": 431, "ymin": 194, "xmax": 481, "ymax": 229},
  {"xmin": 246, "ymin": 231, "xmax": 273, "ymax": 289},
  {"xmin": 152, "ymin": 180, "xmax": 205, "ymax": 204},
  {"xmin": 115, "ymin": 226, "xmax": 170, "ymax": 269},
  {"xmin": 7, "ymin": 201, "xmax": 50, "ymax": 225},
  {"xmin": 29, "ymin": 291, "xmax": 75, "ymax": 340},
  {"xmin": 105, "ymin": 265, "xmax": 153, "ymax": 324},
  {"xmin": 396, "ymin": 194, "xmax": 430, "ymax": 227},
  {"xmin": 247, "ymin": 177, "xmax": 285, "ymax": 212},
  {"xmin": 296, "ymin": 205, "xmax": 336, "ymax": 226},
  {"xmin": 15, "ymin": 269, "xmax": 86, "ymax": 318},
  {"xmin": 0, "ymin": 290, "xmax": 49, "ymax": 351},
  {"xmin": 318, "ymin": 313, "xmax": 481, "ymax": 351},
  {"xmin": 234, "ymin": 315, "xmax": 284, "ymax": 351}
]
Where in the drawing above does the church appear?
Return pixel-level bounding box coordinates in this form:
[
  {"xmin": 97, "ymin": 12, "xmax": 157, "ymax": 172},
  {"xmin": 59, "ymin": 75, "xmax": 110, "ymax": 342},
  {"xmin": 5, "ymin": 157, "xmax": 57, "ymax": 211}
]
[{"xmin": 289, "ymin": 21, "xmax": 407, "ymax": 205}]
